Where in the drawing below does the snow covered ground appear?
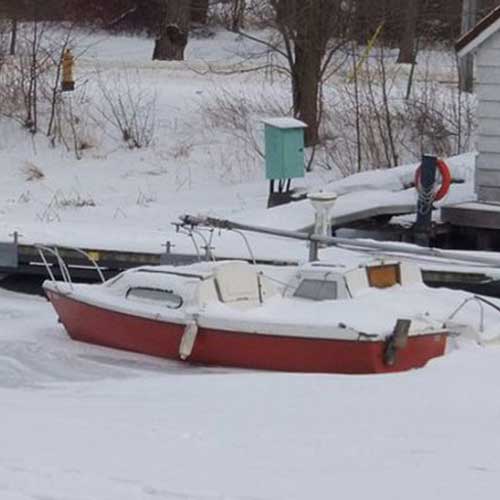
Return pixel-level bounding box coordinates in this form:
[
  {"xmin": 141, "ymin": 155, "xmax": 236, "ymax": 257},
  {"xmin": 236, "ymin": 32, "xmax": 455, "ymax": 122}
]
[
  {"xmin": 0, "ymin": 28, "xmax": 476, "ymax": 253},
  {"xmin": 1, "ymin": 28, "xmax": 498, "ymax": 500},
  {"xmin": 2, "ymin": 286, "xmax": 500, "ymax": 500}
]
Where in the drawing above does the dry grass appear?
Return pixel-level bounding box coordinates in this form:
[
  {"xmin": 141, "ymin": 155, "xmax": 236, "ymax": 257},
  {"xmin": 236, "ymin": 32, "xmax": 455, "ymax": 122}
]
[{"xmin": 22, "ymin": 162, "xmax": 45, "ymax": 181}]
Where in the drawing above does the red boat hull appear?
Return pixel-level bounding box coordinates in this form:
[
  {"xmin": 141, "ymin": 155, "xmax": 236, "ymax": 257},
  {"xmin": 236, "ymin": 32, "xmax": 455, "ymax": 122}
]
[{"xmin": 45, "ymin": 290, "xmax": 447, "ymax": 374}]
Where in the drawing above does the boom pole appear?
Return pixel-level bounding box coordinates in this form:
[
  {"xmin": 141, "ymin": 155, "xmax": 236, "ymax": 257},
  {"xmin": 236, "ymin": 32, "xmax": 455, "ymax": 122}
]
[{"xmin": 179, "ymin": 214, "xmax": 500, "ymax": 268}]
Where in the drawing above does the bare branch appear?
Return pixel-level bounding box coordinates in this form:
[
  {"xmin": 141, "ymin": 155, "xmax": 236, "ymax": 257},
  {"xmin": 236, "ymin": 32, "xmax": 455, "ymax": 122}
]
[{"xmin": 236, "ymin": 29, "xmax": 288, "ymax": 59}]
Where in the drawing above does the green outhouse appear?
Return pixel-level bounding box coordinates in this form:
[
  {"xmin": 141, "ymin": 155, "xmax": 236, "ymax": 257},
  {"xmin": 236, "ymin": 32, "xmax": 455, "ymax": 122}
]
[{"xmin": 262, "ymin": 118, "xmax": 307, "ymax": 181}]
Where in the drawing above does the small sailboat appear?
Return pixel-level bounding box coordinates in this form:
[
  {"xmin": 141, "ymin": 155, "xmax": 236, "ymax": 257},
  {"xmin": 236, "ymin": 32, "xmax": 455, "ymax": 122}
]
[{"xmin": 44, "ymin": 258, "xmax": 447, "ymax": 374}]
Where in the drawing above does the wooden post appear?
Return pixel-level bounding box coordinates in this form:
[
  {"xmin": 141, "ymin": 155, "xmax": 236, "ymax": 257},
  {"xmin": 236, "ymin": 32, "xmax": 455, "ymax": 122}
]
[
  {"xmin": 459, "ymin": 0, "xmax": 478, "ymax": 93},
  {"xmin": 61, "ymin": 49, "xmax": 75, "ymax": 92},
  {"xmin": 384, "ymin": 319, "xmax": 411, "ymax": 366},
  {"xmin": 414, "ymin": 155, "xmax": 437, "ymax": 247}
]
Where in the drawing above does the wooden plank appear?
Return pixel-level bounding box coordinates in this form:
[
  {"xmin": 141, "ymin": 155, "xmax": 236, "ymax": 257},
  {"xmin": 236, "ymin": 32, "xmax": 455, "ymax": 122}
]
[
  {"xmin": 477, "ymin": 47, "xmax": 500, "ymax": 67},
  {"xmin": 483, "ymin": 29, "xmax": 500, "ymax": 50},
  {"xmin": 478, "ymin": 117, "xmax": 500, "ymax": 136},
  {"xmin": 477, "ymin": 82, "xmax": 500, "ymax": 101},
  {"xmin": 479, "ymin": 134, "xmax": 500, "ymax": 153},
  {"xmin": 479, "ymin": 185, "xmax": 500, "ymax": 202},
  {"xmin": 478, "ymin": 100, "xmax": 500, "ymax": 119},
  {"xmin": 442, "ymin": 204, "xmax": 500, "ymax": 228},
  {"xmin": 477, "ymin": 152, "xmax": 500, "ymax": 170},
  {"xmin": 476, "ymin": 168, "xmax": 500, "ymax": 186},
  {"xmin": 478, "ymin": 65, "xmax": 500, "ymax": 84}
]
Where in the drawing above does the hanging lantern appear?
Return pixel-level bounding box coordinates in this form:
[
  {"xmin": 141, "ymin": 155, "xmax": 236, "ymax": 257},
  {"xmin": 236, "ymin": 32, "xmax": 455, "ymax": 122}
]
[{"xmin": 61, "ymin": 48, "xmax": 75, "ymax": 92}]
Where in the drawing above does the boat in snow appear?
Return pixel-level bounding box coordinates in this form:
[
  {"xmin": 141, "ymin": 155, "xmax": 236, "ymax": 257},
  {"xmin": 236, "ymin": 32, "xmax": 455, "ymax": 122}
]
[{"xmin": 43, "ymin": 258, "xmax": 449, "ymax": 374}]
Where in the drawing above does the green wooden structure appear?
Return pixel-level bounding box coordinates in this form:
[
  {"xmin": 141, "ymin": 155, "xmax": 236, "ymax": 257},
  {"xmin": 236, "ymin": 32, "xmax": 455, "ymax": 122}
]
[{"xmin": 263, "ymin": 118, "xmax": 307, "ymax": 181}]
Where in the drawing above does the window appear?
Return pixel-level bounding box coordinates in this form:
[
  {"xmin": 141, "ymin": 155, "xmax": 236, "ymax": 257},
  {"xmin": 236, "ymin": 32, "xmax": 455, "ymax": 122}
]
[
  {"xmin": 366, "ymin": 264, "xmax": 400, "ymax": 289},
  {"xmin": 126, "ymin": 287, "xmax": 183, "ymax": 309},
  {"xmin": 293, "ymin": 279, "xmax": 338, "ymax": 301}
]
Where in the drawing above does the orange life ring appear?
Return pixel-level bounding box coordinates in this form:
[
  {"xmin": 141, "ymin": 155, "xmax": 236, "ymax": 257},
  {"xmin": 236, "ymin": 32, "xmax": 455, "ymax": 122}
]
[{"xmin": 414, "ymin": 159, "xmax": 451, "ymax": 202}]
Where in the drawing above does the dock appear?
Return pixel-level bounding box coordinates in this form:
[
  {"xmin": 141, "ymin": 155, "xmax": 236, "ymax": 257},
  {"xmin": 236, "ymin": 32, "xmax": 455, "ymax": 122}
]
[
  {"xmin": 1, "ymin": 214, "xmax": 500, "ymax": 298},
  {"xmin": 442, "ymin": 202, "xmax": 500, "ymax": 250}
]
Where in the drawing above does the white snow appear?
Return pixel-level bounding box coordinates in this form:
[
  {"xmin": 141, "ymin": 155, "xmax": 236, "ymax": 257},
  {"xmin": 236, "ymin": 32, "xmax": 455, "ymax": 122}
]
[
  {"xmin": 261, "ymin": 117, "xmax": 307, "ymax": 129},
  {"xmin": 2, "ymin": 287, "xmax": 500, "ymax": 500},
  {"xmin": 1, "ymin": 27, "xmax": 499, "ymax": 500},
  {"xmin": 235, "ymin": 152, "xmax": 477, "ymax": 233}
]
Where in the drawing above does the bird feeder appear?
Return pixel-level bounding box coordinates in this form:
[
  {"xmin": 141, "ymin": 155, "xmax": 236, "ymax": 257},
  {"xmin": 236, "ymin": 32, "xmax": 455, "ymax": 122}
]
[
  {"xmin": 61, "ymin": 48, "xmax": 75, "ymax": 92},
  {"xmin": 262, "ymin": 117, "xmax": 307, "ymax": 207}
]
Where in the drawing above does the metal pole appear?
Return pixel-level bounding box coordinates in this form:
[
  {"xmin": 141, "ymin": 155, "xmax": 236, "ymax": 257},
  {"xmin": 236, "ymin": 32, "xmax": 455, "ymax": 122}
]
[
  {"xmin": 414, "ymin": 155, "xmax": 437, "ymax": 247},
  {"xmin": 179, "ymin": 214, "xmax": 500, "ymax": 268}
]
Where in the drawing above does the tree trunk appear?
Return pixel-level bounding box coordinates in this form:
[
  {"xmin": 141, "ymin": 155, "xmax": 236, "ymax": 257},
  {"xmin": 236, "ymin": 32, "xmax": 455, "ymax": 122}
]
[
  {"xmin": 10, "ymin": 18, "xmax": 17, "ymax": 56},
  {"xmin": 272, "ymin": 0, "xmax": 344, "ymax": 147},
  {"xmin": 459, "ymin": 0, "xmax": 478, "ymax": 93},
  {"xmin": 231, "ymin": 0, "xmax": 246, "ymax": 32},
  {"xmin": 397, "ymin": 0, "xmax": 419, "ymax": 63},
  {"xmin": 293, "ymin": 44, "xmax": 321, "ymax": 147},
  {"xmin": 290, "ymin": 2, "xmax": 323, "ymax": 147},
  {"xmin": 153, "ymin": 0, "xmax": 190, "ymax": 61},
  {"xmin": 191, "ymin": 0, "xmax": 209, "ymax": 24}
]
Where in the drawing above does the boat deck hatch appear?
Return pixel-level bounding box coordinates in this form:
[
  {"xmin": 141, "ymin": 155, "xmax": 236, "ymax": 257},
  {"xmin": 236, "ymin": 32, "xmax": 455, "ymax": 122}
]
[{"xmin": 367, "ymin": 264, "xmax": 401, "ymax": 289}]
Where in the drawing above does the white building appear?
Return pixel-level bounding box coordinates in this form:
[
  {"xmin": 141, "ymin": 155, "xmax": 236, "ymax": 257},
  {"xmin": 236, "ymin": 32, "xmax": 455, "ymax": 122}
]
[{"xmin": 457, "ymin": 5, "xmax": 500, "ymax": 202}]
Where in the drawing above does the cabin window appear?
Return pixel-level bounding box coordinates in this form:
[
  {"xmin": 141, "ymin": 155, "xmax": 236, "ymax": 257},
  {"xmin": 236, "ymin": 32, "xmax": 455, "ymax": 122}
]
[
  {"xmin": 366, "ymin": 264, "xmax": 401, "ymax": 289},
  {"xmin": 293, "ymin": 279, "xmax": 338, "ymax": 301},
  {"xmin": 126, "ymin": 287, "xmax": 183, "ymax": 309}
]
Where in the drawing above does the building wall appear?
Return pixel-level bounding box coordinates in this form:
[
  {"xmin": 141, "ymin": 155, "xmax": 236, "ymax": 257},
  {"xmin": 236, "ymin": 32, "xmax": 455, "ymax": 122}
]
[{"xmin": 477, "ymin": 29, "xmax": 500, "ymax": 202}]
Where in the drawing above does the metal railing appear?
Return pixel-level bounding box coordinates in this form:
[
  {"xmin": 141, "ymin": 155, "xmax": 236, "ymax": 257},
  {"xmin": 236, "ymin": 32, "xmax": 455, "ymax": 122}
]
[
  {"xmin": 35, "ymin": 244, "xmax": 106, "ymax": 289},
  {"xmin": 173, "ymin": 220, "xmax": 257, "ymax": 265},
  {"xmin": 447, "ymin": 294, "xmax": 500, "ymax": 336}
]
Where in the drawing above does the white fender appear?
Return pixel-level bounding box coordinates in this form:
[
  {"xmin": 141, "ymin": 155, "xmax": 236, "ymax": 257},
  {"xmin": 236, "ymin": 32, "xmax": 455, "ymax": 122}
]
[{"xmin": 179, "ymin": 321, "xmax": 198, "ymax": 360}]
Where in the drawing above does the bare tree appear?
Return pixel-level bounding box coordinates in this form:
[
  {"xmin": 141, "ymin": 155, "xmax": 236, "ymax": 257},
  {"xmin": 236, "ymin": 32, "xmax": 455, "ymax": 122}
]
[
  {"xmin": 239, "ymin": 1, "xmax": 351, "ymax": 147},
  {"xmin": 398, "ymin": 0, "xmax": 420, "ymax": 63},
  {"xmin": 9, "ymin": 17, "xmax": 17, "ymax": 55},
  {"xmin": 153, "ymin": 0, "xmax": 190, "ymax": 61},
  {"xmin": 94, "ymin": 67, "xmax": 157, "ymax": 149},
  {"xmin": 231, "ymin": 0, "xmax": 246, "ymax": 32},
  {"xmin": 191, "ymin": 0, "xmax": 209, "ymax": 25}
]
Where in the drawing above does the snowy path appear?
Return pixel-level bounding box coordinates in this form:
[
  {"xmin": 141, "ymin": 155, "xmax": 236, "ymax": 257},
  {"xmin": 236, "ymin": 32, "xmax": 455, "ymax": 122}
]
[{"xmin": 1, "ymin": 289, "xmax": 500, "ymax": 499}]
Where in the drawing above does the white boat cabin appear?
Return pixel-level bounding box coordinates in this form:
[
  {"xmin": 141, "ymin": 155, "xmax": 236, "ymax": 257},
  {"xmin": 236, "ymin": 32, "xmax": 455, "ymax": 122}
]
[
  {"xmin": 105, "ymin": 259, "xmax": 423, "ymax": 311},
  {"xmin": 45, "ymin": 258, "xmax": 446, "ymax": 342}
]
